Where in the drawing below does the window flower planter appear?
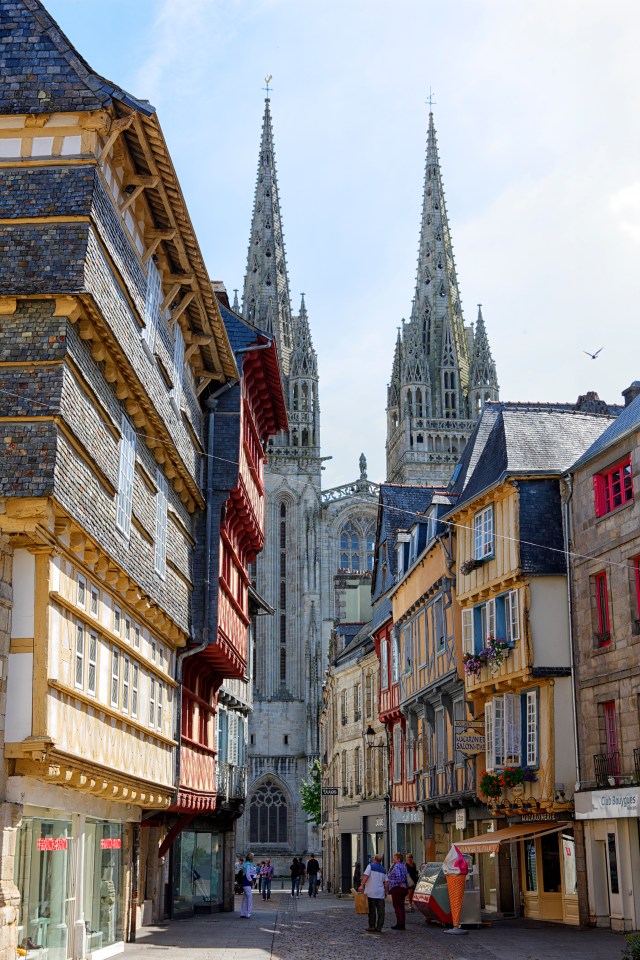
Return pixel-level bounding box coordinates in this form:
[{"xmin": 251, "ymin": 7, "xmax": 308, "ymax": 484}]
[
  {"xmin": 463, "ymin": 635, "xmax": 509, "ymax": 677},
  {"xmin": 460, "ymin": 557, "xmax": 485, "ymax": 576},
  {"xmin": 480, "ymin": 767, "xmax": 537, "ymax": 800}
]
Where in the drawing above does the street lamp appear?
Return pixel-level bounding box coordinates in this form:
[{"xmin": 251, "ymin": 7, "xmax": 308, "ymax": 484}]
[{"xmin": 365, "ymin": 725, "xmax": 384, "ymax": 748}]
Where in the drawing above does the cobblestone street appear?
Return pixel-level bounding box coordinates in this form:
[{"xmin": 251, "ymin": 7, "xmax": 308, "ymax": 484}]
[{"xmin": 122, "ymin": 890, "xmax": 626, "ymax": 960}]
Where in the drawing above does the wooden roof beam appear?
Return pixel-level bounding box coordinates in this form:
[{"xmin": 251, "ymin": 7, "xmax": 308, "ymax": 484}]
[{"xmin": 99, "ymin": 113, "xmax": 135, "ymax": 164}]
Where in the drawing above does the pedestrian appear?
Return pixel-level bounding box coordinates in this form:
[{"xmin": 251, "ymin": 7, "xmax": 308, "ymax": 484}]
[
  {"xmin": 387, "ymin": 852, "xmax": 408, "ymax": 930},
  {"xmin": 290, "ymin": 857, "xmax": 300, "ymax": 897},
  {"xmin": 306, "ymin": 853, "xmax": 320, "ymax": 897},
  {"xmin": 257, "ymin": 861, "xmax": 264, "ymax": 896},
  {"xmin": 297, "ymin": 857, "xmax": 306, "ymax": 894},
  {"xmin": 405, "ymin": 853, "xmax": 418, "ymax": 912},
  {"xmin": 353, "ymin": 861, "xmax": 362, "ymax": 889},
  {"xmin": 261, "ymin": 859, "xmax": 274, "ymax": 901},
  {"xmin": 359, "ymin": 853, "xmax": 388, "ymax": 934},
  {"xmin": 240, "ymin": 853, "xmax": 257, "ymax": 918}
]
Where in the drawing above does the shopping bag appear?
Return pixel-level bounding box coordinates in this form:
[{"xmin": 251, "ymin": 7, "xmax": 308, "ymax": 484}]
[{"xmin": 351, "ymin": 888, "xmax": 368, "ymax": 914}]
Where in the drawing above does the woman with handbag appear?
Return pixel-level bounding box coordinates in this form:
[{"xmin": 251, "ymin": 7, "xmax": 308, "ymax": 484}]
[{"xmin": 405, "ymin": 853, "xmax": 418, "ymax": 911}]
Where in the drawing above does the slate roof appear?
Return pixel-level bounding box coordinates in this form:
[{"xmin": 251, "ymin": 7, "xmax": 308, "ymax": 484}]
[
  {"xmin": 570, "ymin": 392, "xmax": 640, "ymax": 471},
  {"xmin": 217, "ymin": 299, "xmax": 269, "ymax": 357},
  {"xmin": 335, "ymin": 620, "xmax": 374, "ymax": 667},
  {"xmin": 371, "ymin": 484, "xmax": 434, "ymax": 607},
  {"xmin": 449, "ymin": 402, "xmax": 615, "ymax": 513},
  {"xmin": 1, "ymin": 0, "xmax": 155, "ymax": 116}
]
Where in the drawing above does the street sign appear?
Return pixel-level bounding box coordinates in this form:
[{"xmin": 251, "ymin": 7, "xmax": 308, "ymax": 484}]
[
  {"xmin": 455, "ymin": 730, "xmax": 486, "ymax": 755},
  {"xmin": 322, "ymin": 788, "xmax": 338, "ymax": 796}
]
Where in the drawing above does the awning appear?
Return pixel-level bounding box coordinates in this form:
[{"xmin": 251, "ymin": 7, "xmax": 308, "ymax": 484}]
[{"xmin": 455, "ymin": 821, "xmax": 570, "ymax": 854}]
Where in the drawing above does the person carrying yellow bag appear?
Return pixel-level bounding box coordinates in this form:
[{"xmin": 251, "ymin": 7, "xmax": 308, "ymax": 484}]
[{"xmin": 358, "ymin": 853, "xmax": 388, "ymax": 933}]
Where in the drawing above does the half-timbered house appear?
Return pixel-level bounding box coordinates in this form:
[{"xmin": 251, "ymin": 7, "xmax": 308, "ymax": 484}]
[
  {"xmin": 0, "ymin": 2, "xmax": 238, "ymax": 956},
  {"xmin": 445, "ymin": 401, "xmax": 613, "ymax": 924}
]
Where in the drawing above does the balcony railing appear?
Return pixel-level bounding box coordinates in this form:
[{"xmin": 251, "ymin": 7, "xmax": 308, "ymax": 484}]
[
  {"xmin": 215, "ymin": 761, "xmax": 247, "ymax": 801},
  {"xmin": 594, "ymin": 751, "xmax": 621, "ymax": 788},
  {"xmin": 419, "ymin": 758, "xmax": 475, "ymax": 803}
]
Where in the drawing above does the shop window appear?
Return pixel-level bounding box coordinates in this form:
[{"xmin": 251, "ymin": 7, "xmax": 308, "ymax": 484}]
[
  {"xmin": 607, "ymin": 832, "xmax": 619, "ymax": 894},
  {"xmin": 15, "ymin": 818, "xmax": 74, "ymax": 956},
  {"xmin": 248, "ymin": 779, "xmax": 288, "ymax": 844},
  {"xmin": 83, "ymin": 820, "xmax": 124, "ymax": 950},
  {"xmin": 524, "ymin": 837, "xmax": 537, "ymax": 891},
  {"xmin": 593, "ymin": 456, "xmax": 633, "ymax": 517},
  {"xmin": 473, "ymin": 504, "xmax": 494, "ymax": 559},
  {"xmin": 540, "ymin": 832, "xmax": 561, "ymax": 893},
  {"xmin": 562, "ymin": 831, "xmax": 578, "ymax": 896}
]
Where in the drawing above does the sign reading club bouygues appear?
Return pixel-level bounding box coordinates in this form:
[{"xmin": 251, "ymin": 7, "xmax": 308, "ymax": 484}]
[{"xmin": 455, "ymin": 730, "xmax": 486, "ymax": 755}]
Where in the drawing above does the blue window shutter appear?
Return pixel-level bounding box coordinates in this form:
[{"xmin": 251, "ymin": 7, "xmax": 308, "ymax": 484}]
[
  {"xmin": 495, "ymin": 595, "xmax": 507, "ymax": 643},
  {"xmin": 473, "ymin": 607, "xmax": 483, "ymax": 654}
]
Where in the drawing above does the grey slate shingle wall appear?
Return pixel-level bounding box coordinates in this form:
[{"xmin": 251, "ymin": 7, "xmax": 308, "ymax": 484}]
[{"xmin": 518, "ymin": 479, "xmax": 566, "ymax": 576}]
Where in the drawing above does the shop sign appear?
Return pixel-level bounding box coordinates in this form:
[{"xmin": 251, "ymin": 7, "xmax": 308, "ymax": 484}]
[
  {"xmin": 455, "ymin": 730, "xmax": 485, "ymax": 755},
  {"xmin": 375, "ymin": 817, "xmax": 385, "ymax": 828},
  {"xmin": 37, "ymin": 837, "xmax": 68, "ymax": 851},
  {"xmin": 575, "ymin": 788, "xmax": 640, "ymax": 820},
  {"xmin": 516, "ymin": 813, "xmax": 565, "ymax": 823},
  {"xmin": 397, "ymin": 811, "xmax": 421, "ymax": 824},
  {"xmin": 100, "ymin": 838, "xmax": 122, "ymax": 849},
  {"xmin": 322, "ymin": 788, "xmax": 339, "ymax": 796},
  {"xmin": 455, "ymin": 809, "xmax": 467, "ymax": 830}
]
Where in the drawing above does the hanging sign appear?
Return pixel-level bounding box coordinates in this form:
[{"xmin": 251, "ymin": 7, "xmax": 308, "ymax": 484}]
[
  {"xmin": 101, "ymin": 838, "xmax": 122, "ymax": 849},
  {"xmin": 455, "ymin": 809, "xmax": 467, "ymax": 831},
  {"xmin": 38, "ymin": 837, "xmax": 68, "ymax": 851},
  {"xmin": 322, "ymin": 788, "xmax": 339, "ymax": 796},
  {"xmin": 455, "ymin": 729, "xmax": 486, "ymax": 755}
]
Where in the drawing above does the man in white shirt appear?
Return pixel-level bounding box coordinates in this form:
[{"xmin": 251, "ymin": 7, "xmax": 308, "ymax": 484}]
[
  {"xmin": 359, "ymin": 854, "xmax": 388, "ymax": 933},
  {"xmin": 240, "ymin": 853, "xmax": 257, "ymax": 918}
]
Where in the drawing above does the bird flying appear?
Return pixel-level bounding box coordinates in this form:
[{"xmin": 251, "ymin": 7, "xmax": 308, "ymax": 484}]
[{"xmin": 583, "ymin": 347, "xmax": 604, "ymax": 359}]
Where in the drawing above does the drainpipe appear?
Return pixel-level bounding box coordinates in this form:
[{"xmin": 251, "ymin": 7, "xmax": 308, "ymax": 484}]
[{"xmin": 563, "ymin": 474, "xmax": 582, "ymax": 791}]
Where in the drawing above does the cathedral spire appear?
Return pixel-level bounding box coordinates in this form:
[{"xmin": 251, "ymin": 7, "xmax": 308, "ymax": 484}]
[
  {"xmin": 468, "ymin": 304, "xmax": 499, "ymax": 416},
  {"xmin": 287, "ymin": 293, "xmax": 320, "ymax": 454},
  {"xmin": 386, "ymin": 110, "xmax": 499, "ymax": 486},
  {"xmin": 242, "ymin": 96, "xmax": 293, "ymax": 374}
]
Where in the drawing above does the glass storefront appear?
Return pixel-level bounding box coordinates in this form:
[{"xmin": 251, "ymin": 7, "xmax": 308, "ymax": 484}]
[
  {"xmin": 396, "ymin": 822, "xmax": 423, "ymax": 862},
  {"xmin": 15, "ymin": 816, "xmax": 125, "ymax": 960},
  {"xmin": 15, "ymin": 818, "xmax": 74, "ymax": 960},
  {"xmin": 172, "ymin": 831, "xmax": 223, "ymax": 917},
  {"xmin": 83, "ymin": 821, "xmax": 124, "ymax": 952}
]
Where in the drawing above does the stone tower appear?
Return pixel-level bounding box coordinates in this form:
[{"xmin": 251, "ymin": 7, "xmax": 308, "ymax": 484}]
[
  {"xmin": 238, "ymin": 97, "xmax": 324, "ymax": 866},
  {"xmin": 386, "ymin": 111, "xmax": 498, "ymax": 485}
]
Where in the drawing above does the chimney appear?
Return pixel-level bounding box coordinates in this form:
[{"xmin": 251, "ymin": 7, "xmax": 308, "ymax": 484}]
[{"xmin": 622, "ymin": 382, "xmax": 640, "ymax": 407}]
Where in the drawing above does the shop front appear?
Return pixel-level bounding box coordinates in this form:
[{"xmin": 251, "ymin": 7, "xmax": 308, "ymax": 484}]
[
  {"xmin": 171, "ymin": 829, "xmax": 223, "ymax": 918},
  {"xmin": 394, "ymin": 809, "xmax": 423, "ymax": 861},
  {"xmin": 575, "ymin": 786, "xmax": 640, "ymax": 931},
  {"xmin": 457, "ymin": 818, "xmax": 578, "ymax": 925},
  {"xmin": 338, "ymin": 800, "xmax": 387, "ymax": 892},
  {"xmin": 13, "ymin": 807, "xmax": 131, "ymax": 960}
]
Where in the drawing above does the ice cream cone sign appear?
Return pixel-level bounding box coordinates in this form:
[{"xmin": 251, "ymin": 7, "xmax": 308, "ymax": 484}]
[{"xmin": 442, "ymin": 844, "xmax": 469, "ymax": 935}]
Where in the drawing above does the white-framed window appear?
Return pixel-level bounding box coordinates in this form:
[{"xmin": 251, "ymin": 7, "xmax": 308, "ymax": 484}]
[
  {"xmin": 341, "ymin": 751, "xmax": 349, "ymax": 791},
  {"xmin": 354, "ymin": 745, "xmax": 362, "ymax": 792},
  {"xmin": 157, "ymin": 681, "xmax": 163, "ymax": 731},
  {"xmin": 124, "ymin": 615, "xmax": 131, "ymax": 645},
  {"xmin": 134, "ymin": 623, "xmax": 141, "ymax": 649},
  {"xmin": 158, "ymin": 645, "xmax": 164, "ymax": 673},
  {"xmin": 131, "ymin": 662, "xmax": 139, "ymax": 718},
  {"xmin": 506, "ymin": 589, "xmax": 520, "ymax": 644},
  {"xmin": 406, "ymin": 730, "xmax": 415, "ymax": 782},
  {"xmin": 480, "ymin": 598, "xmax": 496, "ymax": 642},
  {"xmin": 526, "ymin": 690, "xmax": 538, "ymax": 766},
  {"xmin": 365, "ymin": 673, "xmax": 373, "ymax": 718},
  {"xmin": 454, "ymin": 698, "xmax": 466, "ymax": 766},
  {"xmin": 171, "ymin": 322, "xmax": 185, "ymax": 410},
  {"xmin": 90, "ymin": 585, "xmax": 99, "ymax": 618},
  {"xmin": 75, "ymin": 621, "xmax": 85, "ymax": 689},
  {"xmin": 462, "ymin": 609, "xmax": 474, "ymax": 655},
  {"xmin": 341, "ymin": 689, "xmax": 348, "ymax": 724},
  {"xmin": 354, "ymin": 683, "xmax": 361, "ymax": 719},
  {"xmin": 113, "ymin": 605, "xmax": 121, "ymax": 637},
  {"xmin": 434, "ymin": 595, "xmax": 445, "ymax": 652},
  {"xmin": 77, "ymin": 575, "xmax": 86, "ymax": 609},
  {"xmin": 391, "ymin": 630, "xmax": 399, "ymax": 683},
  {"xmin": 473, "ymin": 504, "xmax": 494, "ymax": 559},
  {"xmin": 115, "ymin": 414, "xmax": 136, "ymax": 539},
  {"xmin": 110, "ymin": 648, "xmax": 120, "ymax": 708},
  {"xmin": 143, "ymin": 258, "xmax": 162, "ymax": 353},
  {"xmin": 122, "ymin": 656, "xmax": 130, "ymax": 714},
  {"xmin": 154, "ymin": 470, "xmax": 168, "ymax": 578},
  {"xmin": 87, "ymin": 632, "xmax": 98, "ymax": 696},
  {"xmin": 151, "ymin": 638, "xmax": 157, "ymax": 662},
  {"xmin": 485, "ymin": 692, "xmax": 524, "ymax": 770},
  {"xmin": 381, "ymin": 640, "xmax": 389, "ymax": 691},
  {"xmin": 149, "ymin": 676, "xmax": 156, "ymax": 728},
  {"xmin": 393, "ymin": 724, "xmax": 403, "ymax": 782},
  {"xmin": 402, "ymin": 623, "xmax": 412, "ymax": 674}
]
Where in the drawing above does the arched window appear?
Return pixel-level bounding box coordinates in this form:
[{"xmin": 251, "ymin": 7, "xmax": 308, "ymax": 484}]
[
  {"xmin": 249, "ymin": 779, "xmax": 288, "ymax": 844},
  {"xmin": 301, "ymin": 383, "xmax": 309, "ymax": 411},
  {"xmin": 293, "ymin": 384, "xmax": 299, "ymax": 411},
  {"xmin": 339, "ymin": 519, "xmax": 376, "ymax": 573}
]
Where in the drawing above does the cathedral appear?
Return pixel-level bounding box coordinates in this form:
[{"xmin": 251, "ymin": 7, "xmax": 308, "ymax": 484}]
[{"xmin": 235, "ymin": 99, "xmax": 497, "ymax": 867}]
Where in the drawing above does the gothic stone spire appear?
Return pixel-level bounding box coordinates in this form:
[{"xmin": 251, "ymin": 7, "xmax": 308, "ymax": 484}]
[
  {"xmin": 287, "ymin": 293, "xmax": 320, "ymax": 454},
  {"xmin": 242, "ymin": 97, "xmax": 293, "ymax": 375},
  {"xmin": 468, "ymin": 304, "xmax": 499, "ymax": 415},
  {"xmin": 386, "ymin": 111, "xmax": 498, "ymax": 486}
]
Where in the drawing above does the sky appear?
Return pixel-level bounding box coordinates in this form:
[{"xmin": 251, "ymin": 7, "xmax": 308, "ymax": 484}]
[{"xmin": 46, "ymin": 0, "xmax": 640, "ymax": 488}]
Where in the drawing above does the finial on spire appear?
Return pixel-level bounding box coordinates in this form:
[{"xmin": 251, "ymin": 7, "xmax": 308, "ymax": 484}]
[
  {"xmin": 263, "ymin": 74, "xmax": 273, "ymax": 98},
  {"xmin": 426, "ymin": 87, "xmax": 436, "ymax": 113}
]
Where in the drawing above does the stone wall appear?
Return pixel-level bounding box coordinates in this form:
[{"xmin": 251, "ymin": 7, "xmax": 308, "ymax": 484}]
[{"xmin": 0, "ymin": 535, "xmax": 19, "ymax": 960}]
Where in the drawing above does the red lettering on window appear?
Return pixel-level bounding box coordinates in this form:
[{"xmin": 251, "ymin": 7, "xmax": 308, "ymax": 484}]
[
  {"xmin": 100, "ymin": 838, "xmax": 122, "ymax": 850},
  {"xmin": 37, "ymin": 837, "xmax": 68, "ymax": 851}
]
